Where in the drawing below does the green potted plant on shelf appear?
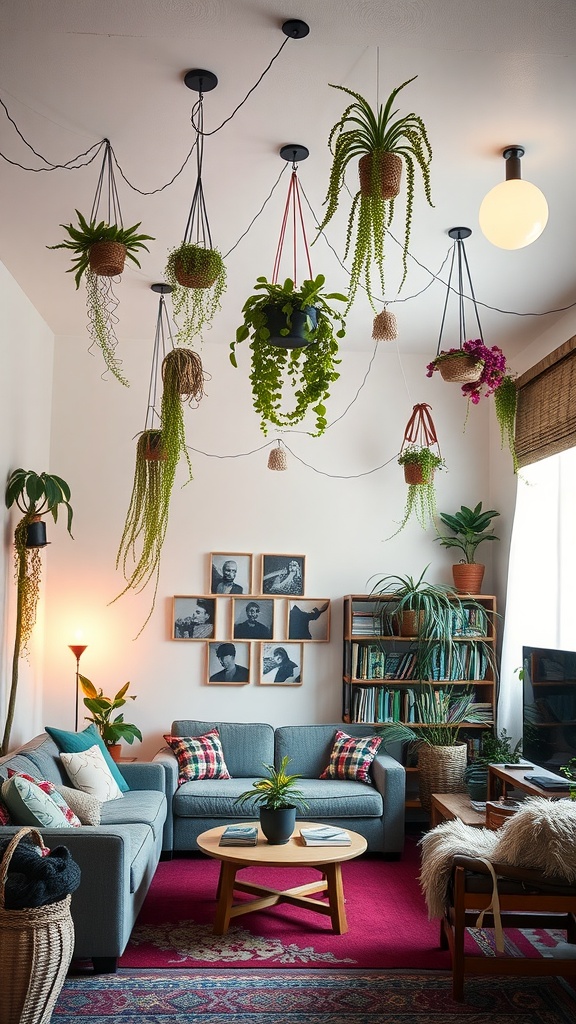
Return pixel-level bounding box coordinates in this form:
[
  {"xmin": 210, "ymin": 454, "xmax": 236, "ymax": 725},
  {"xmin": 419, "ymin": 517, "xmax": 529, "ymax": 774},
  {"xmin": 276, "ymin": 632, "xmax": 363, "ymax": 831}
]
[
  {"xmin": 369, "ymin": 566, "xmax": 462, "ymax": 641},
  {"xmin": 230, "ymin": 274, "xmax": 347, "ymax": 436},
  {"xmin": 316, "ymin": 76, "xmax": 433, "ymax": 308},
  {"xmin": 3, "ymin": 469, "xmax": 74, "ymax": 756},
  {"xmin": 435, "ymin": 502, "xmax": 500, "ymax": 594},
  {"xmin": 464, "ymin": 728, "xmax": 523, "ymax": 801},
  {"xmin": 48, "ymin": 210, "xmax": 154, "ymax": 386},
  {"xmin": 236, "ymin": 755, "xmax": 309, "ymax": 845},
  {"xmin": 165, "ymin": 242, "xmax": 226, "ymax": 345},
  {"xmin": 79, "ymin": 675, "xmax": 142, "ymax": 761}
]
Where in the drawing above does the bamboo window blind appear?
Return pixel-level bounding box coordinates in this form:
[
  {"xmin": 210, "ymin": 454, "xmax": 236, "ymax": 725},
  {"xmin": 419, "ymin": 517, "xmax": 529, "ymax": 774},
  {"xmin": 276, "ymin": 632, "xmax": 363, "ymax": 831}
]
[{"xmin": 515, "ymin": 334, "xmax": 576, "ymax": 468}]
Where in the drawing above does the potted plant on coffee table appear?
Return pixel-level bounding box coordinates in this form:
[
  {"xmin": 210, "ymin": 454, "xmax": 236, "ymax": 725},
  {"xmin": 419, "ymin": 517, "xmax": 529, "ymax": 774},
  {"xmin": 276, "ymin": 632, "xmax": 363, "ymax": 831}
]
[
  {"xmin": 235, "ymin": 756, "xmax": 309, "ymax": 844},
  {"xmin": 79, "ymin": 675, "xmax": 142, "ymax": 761},
  {"xmin": 316, "ymin": 76, "xmax": 433, "ymax": 308},
  {"xmin": 230, "ymin": 274, "xmax": 347, "ymax": 436},
  {"xmin": 435, "ymin": 502, "xmax": 500, "ymax": 594}
]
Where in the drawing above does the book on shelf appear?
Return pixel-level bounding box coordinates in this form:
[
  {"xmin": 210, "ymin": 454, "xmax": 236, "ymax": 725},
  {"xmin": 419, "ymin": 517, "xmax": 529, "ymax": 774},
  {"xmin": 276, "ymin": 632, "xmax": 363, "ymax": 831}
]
[
  {"xmin": 219, "ymin": 824, "xmax": 258, "ymax": 846},
  {"xmin": 300, "ymin": 826, "xmax": 351, "ymax": 846}
]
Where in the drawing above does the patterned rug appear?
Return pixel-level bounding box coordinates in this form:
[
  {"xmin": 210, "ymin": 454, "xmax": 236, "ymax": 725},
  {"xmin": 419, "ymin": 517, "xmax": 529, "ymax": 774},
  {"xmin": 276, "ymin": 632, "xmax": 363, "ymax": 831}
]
[
  {"xmin": 54, "ymin": 969, "xmax": 576, "ymax": 1022},
  {"xmin": 115, "ymin": 835, "xmax": 573, "ymax": 970}
]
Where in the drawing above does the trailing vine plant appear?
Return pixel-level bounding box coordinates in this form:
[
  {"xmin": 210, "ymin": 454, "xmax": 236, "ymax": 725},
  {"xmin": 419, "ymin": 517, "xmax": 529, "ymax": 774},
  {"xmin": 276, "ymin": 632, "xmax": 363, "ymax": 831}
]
[
  {"xmin": 387, "ymin": 404, "xmax": 444, "ymax": 538},
  {"xmin": 493, "ymin": 374, "xmax": 519, "ymax": 472},
  {"xmin": 3, "ymin": 470, "xmax": 73, "ymax": 755}
]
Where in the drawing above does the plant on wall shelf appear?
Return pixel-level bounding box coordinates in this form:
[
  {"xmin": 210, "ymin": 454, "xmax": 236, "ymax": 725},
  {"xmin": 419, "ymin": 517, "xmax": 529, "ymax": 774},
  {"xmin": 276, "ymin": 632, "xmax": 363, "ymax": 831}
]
[
  {"xmin": 316, "ymin": 76, "xmax": 433, "ymax": 309},
  {"xmin": 230, "ymin": 275, "xmax": 347, "ymax": 436},
  {"xmin": 165, "ymin": 242, "xmax": 226, "ymax": 345},
  {"xmin": 3, "ymin": 469, "xmax": 74, "ymax": 755}
]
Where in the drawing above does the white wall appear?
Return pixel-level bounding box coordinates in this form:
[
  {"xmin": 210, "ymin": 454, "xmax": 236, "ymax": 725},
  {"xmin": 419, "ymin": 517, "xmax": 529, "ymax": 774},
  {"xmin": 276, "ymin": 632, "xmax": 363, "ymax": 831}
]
[
  {"xmin": 0, "ymin": 260, "xmax": 54, "ymax": 749},
  {"xmin": 41, "ymin": 324, "xmax": 492, "ymax": 760}
]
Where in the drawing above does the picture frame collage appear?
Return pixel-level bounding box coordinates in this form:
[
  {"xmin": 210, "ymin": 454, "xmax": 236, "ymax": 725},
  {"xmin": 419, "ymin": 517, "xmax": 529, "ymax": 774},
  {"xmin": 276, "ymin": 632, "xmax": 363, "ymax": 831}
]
[{"xmin": 172, "ymin": 553, "xmax": 330, "ymax": 687}]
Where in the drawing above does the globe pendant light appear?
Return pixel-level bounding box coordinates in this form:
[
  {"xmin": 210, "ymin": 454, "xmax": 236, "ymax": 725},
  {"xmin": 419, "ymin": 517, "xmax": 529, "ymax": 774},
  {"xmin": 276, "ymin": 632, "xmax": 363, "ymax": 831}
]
[{"xmin": 479, "ymin": 146, "xmax": 548, "ymax": 250}]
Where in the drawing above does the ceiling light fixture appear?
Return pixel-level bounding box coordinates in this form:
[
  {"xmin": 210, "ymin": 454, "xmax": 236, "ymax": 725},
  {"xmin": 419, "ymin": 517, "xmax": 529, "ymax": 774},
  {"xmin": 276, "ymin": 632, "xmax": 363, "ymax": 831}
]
[{"xmin": 479, "ymin": 146, "xmax": 548, "ymax": 249}]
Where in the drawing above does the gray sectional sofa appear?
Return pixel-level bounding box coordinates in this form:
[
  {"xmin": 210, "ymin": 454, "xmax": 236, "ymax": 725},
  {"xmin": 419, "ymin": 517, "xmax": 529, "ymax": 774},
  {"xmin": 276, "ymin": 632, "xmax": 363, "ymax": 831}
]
[
  {"xmin": 154, "ymin": 720, "xmax": 406, "ymax": 854},
  {"xmin": 0, "ymin": 732, "xmax": 167, "ymax": 972}
]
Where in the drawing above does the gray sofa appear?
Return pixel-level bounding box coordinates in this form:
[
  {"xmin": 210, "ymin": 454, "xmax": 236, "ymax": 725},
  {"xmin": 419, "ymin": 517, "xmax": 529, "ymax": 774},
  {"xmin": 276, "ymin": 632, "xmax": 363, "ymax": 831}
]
[
  {"xmin": 0, "ymin": 732, "xmax": 167, "ymax": 972},
  {"xmin": 154, "ymin": 720, "xmax": 406, "ymax": 854}
]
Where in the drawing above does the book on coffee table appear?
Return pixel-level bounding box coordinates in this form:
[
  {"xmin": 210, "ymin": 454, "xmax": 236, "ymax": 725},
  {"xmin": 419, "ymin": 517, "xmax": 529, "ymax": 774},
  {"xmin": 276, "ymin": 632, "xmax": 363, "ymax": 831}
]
[
  {"xmin": 299, "ymin": 826, "xmax": 351, "ymax": 846},
  {"xmin": 219, "ymin": 825, "xmax": 259, "ymax": 846}
]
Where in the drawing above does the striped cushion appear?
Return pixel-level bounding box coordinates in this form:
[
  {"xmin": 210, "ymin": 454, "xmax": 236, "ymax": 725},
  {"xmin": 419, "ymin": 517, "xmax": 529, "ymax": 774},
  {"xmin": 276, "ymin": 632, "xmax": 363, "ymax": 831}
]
[
  {"xmin": 320, "ymin": 730, "xmax": 382, "ymax": 784},
  {"xmin": 164, "ymin": 729, "xmax": 231, "ymax": 785}
]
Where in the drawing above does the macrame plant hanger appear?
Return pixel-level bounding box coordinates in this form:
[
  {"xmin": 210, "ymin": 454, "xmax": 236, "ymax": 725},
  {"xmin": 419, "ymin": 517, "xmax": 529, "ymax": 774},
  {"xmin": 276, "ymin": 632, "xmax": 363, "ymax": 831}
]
[
  {"xmin": 435, "ymin": 226, "xmax": 485, "ymax": 383},
  {"xmin": 400, "ymin": 404, "xmax": 442, "ymax": 484},
  {"xmin": 387, "ymin": 402, "xmax": 443, "ymax": 537}
]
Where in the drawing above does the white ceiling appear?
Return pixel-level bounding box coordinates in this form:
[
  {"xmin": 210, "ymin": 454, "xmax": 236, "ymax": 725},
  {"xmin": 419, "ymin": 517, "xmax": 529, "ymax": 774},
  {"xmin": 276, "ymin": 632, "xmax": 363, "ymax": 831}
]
[{"xmin": 0, "ymin": 0, "xmax": 575, "ymax": 357}]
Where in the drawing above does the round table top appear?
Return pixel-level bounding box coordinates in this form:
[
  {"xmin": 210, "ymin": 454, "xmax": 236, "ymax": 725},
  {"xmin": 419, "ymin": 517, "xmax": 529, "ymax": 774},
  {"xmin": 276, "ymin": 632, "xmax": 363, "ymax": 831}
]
[{"xmin": 197, "ymin": 822, "xmax": 367, "ymax": 866}]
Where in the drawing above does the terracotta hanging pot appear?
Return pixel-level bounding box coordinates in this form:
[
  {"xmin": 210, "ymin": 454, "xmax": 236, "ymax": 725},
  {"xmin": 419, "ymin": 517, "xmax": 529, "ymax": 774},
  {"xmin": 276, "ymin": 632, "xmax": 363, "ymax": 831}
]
[
  {"xmin": 452, "ymin": 563, "xmax": 485, "ymax": 594},
  {"xmin": 403, "ymin": 463, "xmax": 434, "ymax": 486},
  {"xmin": 358, "ymin": 152, "xmax": 403, "ymax": 199},
  {"xmin": 437, "ymin": 353, "xmax": 483, "ymax": 383},
  {"xmin": 174, "ymin": 247, "xmax": 221, "ymax": 289},
  {"xmin": 89, "ymin": 241, "xmax": 127, "ymax": 277},
  {"xmin": 142, "ymin": 429, "xmax": 166, "ymax": 462}
]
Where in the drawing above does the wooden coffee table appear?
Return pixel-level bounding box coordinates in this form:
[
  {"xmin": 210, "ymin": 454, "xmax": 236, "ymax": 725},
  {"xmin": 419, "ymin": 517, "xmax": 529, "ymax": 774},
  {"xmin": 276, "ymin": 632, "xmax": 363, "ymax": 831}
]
[
  {"xmin": 430, "ymin": 792, "xmax": 486, "ymax": 828},
  {"xmin": 197, "ymin": 822, "xmax": 367, "ymax": 936}
]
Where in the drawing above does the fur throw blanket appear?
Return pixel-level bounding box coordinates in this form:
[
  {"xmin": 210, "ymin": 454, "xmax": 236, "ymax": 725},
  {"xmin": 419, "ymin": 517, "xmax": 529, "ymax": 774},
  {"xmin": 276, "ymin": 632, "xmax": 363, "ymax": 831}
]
[{"xmin": 419, "ymin": 796, "xmax": 576, "ymax": 919}]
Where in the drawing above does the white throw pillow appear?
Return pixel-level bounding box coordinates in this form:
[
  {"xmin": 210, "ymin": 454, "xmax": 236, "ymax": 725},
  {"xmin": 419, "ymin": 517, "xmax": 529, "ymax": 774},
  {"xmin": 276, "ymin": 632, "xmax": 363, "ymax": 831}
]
[
  {"xmin": 59, "ymin": 744, "xmax": 124, "ymax": 802},
  {"xmin": 54, "ymin": 783, "xmax": 102, "ymax": 825},
  {"xmin": 1, "ymin": 775, "xmax": 71, "ymax": 828}
]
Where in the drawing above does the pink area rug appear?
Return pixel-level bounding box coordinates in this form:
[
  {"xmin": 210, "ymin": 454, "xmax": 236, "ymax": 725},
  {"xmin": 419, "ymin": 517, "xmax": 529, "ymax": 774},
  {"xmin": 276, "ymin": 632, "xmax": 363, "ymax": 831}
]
[{"xmin": 117, "ymin": 835, "xmax": 570, "ymax": 970}]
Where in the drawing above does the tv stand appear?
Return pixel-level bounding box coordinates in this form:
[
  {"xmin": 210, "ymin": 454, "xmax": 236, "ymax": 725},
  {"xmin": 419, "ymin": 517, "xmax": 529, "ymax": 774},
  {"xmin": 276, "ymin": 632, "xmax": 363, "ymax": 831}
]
[{"xmin": 487, "ymin": 763, "xmax": 570, "ymax": 801}]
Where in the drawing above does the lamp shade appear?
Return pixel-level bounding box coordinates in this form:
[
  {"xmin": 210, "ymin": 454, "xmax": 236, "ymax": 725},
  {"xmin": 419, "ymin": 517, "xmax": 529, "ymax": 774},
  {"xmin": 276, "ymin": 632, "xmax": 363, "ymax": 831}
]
[{"xmin": 479, "ymin": 178, "xmax": 548, "ymax": 250}]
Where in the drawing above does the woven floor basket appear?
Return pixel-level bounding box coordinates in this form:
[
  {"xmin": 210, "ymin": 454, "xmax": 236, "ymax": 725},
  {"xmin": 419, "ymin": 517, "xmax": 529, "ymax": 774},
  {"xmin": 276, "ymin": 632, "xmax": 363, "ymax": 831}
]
[
  {"xmin": 0, "ymin": 828, "xmax": 75, "ymax": 1024},
  {"xmin": 438, "ymin": 354, "xmax": 483, "ymax": 383},
  {"xmin": 88, "ymin": 240, "xmax": 127, "ymax": 277},
  {"xmin": 417, "ymin": 743, "xmax": 468, "ymax": 813}
]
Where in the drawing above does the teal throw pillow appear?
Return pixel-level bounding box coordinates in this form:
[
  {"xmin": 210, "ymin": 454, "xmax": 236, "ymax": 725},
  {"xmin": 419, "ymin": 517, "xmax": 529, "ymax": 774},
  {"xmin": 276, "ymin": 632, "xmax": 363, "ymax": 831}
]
[{"xmin": 45, "ymin": 723, "xmax": 129, "ymax": 793}]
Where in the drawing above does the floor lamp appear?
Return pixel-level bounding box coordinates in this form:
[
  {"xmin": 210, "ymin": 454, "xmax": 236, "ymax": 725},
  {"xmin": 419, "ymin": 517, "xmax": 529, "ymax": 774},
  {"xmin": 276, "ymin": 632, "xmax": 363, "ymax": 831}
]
[{"xmin": 69, "ymin": 644, "xmax": 87, "ymax": 731}]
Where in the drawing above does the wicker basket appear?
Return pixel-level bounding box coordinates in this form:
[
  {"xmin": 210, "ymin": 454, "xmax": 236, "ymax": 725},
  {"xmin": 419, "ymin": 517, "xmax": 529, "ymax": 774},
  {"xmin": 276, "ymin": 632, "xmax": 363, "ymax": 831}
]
[
  {"xmin": 358, "ymin": 152, "xmax": 402, "ymax": 199},
  {"xmin": 417, "ymin": 743, "xmax": 467, "ymax": 813},
  {"xmin": 89, "ymin": 240, "xmax": 127, "ymax": 277},
  {"xmin": 437, "ymin": 354, "xmax": 483, "ymax": 383},
  {"xmin": 0, "ymin": 828, "xmax": 74, "ymax": 1024}
]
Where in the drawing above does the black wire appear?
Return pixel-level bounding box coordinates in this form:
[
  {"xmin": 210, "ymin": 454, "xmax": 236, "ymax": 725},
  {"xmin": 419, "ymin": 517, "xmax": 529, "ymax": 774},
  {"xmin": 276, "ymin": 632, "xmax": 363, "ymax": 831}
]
[
  {"xmin": 224, "ymin": 162, "xmax": 289, "ymax": 259},
  {"xmin": 111, "ymin": 135, "xmax": 199, "ymax": 197},
  {"xmin": 189, "ymin": 35, "xmax": 292, "ymax": 137}
]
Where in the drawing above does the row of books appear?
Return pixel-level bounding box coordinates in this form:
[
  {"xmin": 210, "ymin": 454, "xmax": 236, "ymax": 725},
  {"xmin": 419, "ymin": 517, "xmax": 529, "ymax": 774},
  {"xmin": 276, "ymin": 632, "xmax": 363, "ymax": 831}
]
[
  {"xmin": 349, "ymin": 685, "xmax": 492, "ymax": 726},
  {"xmin": 350, "ymin": 604, "xmax": 490, "ymax": 640},
  {"xmin": 349, "ymin": 642, "xmax": 490, "ymax": 682}
]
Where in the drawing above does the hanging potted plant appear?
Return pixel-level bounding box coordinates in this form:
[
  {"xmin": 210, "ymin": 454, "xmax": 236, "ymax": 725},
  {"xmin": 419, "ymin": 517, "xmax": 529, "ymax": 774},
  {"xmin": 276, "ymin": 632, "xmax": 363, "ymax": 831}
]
[
  {"xmin": 493, "ymin": 374, "xmax": 519, "ymax": 472},
  {"xmin": 316, "ymin": 76, "xmax": 433, "ymax": 308},
  {"xmin": 427, "ymin": 338, "xmax": 508, "ymax": 402},
  {"xmin": 435, "ymin": 501, "xmax": 500, "ymax": 594},
  {"xmin": 3, "ymin": 470, "xmax": 74, "ymax": 756},
  {"xmin": 165, "ymin": 242, "xmax": 226, "ymax": 345},
  {"xmin": 388, "ymin": 404, "xmax": 444, "ymax": 536},
  {"xmin": 230, "ymin": 274, "xmax": 347, "ymax": 436}
]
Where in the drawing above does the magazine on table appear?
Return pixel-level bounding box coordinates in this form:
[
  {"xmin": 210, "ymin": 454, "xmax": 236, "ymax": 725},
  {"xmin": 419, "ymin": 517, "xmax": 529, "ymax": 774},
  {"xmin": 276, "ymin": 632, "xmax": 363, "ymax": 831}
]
[
  {"xmin": 219, "ymin": 824, "xmax": 259, "ymax": 846},
  {"xmin": 299, "ymin": 826, "xmax": 351, "ymax": 846}
]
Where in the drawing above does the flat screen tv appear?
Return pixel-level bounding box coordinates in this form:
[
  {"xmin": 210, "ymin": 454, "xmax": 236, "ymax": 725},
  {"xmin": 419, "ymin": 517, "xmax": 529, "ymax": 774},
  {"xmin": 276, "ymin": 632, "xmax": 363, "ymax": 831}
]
[{"xmin": 522, "ymin": 645, "xmax": 576, "ymax": 770}]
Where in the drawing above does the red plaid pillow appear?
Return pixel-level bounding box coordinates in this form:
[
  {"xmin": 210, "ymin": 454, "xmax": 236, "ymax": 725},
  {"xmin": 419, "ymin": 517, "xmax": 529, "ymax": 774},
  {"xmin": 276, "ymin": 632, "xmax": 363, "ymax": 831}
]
[
  {"xmin": 320, "ymin": 730, "xmax": 382, "ymax": 784},
  {"xmin": 163, "ymin": 729, "xmax": 231, "ymax": 785},
  {"xmin": 7, "ymin": 770, "xmax": 82, "ymax": 827}
]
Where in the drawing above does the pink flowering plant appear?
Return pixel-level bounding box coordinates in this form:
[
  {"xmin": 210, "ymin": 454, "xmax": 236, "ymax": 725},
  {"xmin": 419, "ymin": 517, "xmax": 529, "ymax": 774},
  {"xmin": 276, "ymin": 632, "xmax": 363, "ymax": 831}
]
[{"xmin": 426, "ymin": 339, "xmax": 508, "ymax": 403}]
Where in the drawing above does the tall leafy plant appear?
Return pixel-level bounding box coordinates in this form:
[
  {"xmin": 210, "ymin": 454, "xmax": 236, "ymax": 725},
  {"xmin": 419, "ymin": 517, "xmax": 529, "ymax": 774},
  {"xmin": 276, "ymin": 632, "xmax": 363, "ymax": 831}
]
[{"xmin": 3, "ymin": 470, "xmax": 73, "ymax": 755}]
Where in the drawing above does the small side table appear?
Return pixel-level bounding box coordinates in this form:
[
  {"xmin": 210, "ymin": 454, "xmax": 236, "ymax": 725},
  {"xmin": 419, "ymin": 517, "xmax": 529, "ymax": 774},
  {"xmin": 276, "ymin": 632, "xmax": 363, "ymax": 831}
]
[{"xmin": 430, "ymin": 792, "xmax": 486, "ymax": 828}]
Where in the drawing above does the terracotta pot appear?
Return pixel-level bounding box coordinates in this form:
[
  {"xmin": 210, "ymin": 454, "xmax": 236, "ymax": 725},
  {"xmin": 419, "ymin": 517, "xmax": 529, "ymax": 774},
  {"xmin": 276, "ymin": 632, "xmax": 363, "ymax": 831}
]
[
  {"xmin": 358, "ymin": 152, "xmax": 402, "ymax": 199},
  {"xmin": 106, "ymin": 743, "xmax": 122, "ymax": 762},
  {"xmin": 437, "ymin": 354, "xmax": 483, "ymax": 383},
  {"xmin": 89, "ymin": 241, "xmax": 127, "ymax": 277},
  {"xmin": 399, "ymin": 609, "xmax": 424, "ymax": 637},
  {"xmin": 142, "ymin": 430, "xmax": 166, "ymax": 462},
  {"xmin": 452, "ymin": 563, "xmax": 485, "ymax": 594},
  {"xmin": 403, "ymin": 463, "xmax": 434, "ymax": 485}
]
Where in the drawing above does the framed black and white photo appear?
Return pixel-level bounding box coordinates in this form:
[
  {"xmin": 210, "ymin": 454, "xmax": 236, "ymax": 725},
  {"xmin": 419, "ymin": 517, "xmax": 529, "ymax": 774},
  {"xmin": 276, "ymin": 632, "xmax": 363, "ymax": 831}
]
[
  {"xmin": 232, "ymin": 597, "xmax": 274, "ymax": 641},
  {"xmin": 261, "ymin": 554, "xmax": 305, "ymax": 596},
  {"xmin": 287, "ymin": 599, "xmax": 330, "ymax": 642},
  {"xmin": 210, "ymin": 552, "xmax": 253, "ymax": 595},
  {"xmin": 206, "ymin": 641, "xmax": 251, "ymax": 685},
  {"xmin": 259, "ymin": 642, "xmax": 303, "ymax": 686},
  {"xmin": 172, "ymin": 596, "xmax": 216, "ymax": 640}
]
